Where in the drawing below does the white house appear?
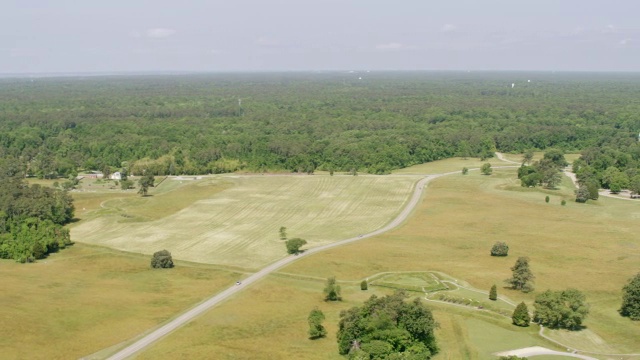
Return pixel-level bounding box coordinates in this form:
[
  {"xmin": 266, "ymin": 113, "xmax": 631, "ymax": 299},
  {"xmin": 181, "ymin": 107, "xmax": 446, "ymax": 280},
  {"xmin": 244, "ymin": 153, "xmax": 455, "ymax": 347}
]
[{"xmin": 110, "ymin": 172, "xmax": 122, "ymax": 180}]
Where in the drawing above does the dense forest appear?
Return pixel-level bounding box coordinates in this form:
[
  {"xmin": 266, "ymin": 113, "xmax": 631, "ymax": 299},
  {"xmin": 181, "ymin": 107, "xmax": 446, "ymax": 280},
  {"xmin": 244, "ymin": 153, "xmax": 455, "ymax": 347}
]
[
  {"xmin": 0, "ymin": 71, "xmax": 639, "ymax": 181},
  {"xmin": 0, "ymin": 158, "xmax": 74, "ymax": 262}
]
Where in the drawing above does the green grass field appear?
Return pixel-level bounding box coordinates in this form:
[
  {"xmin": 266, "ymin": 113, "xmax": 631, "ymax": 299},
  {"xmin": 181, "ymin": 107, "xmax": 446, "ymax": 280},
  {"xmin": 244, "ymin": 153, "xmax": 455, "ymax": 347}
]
[
  {"xmin": 0, "ymin": 244, "xmax": 241, "ymax": 360},
  {"xmin": 11, "ymin": 156, "xmax": 640, "ymax": 359},
  {"xmin": 135, "ymin": 165, "xmax": 638, "ymax": 359},
  {"xmin": 71, "ymin": 174, "xmax": 420, "ymax": 269}
]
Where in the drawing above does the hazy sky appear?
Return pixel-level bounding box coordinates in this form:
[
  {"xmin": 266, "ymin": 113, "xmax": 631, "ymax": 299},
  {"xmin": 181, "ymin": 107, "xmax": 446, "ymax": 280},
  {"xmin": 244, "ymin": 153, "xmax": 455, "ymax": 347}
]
[{"xmin": 1, "ymin": 0, "xmax": 638, "ymax": 73}]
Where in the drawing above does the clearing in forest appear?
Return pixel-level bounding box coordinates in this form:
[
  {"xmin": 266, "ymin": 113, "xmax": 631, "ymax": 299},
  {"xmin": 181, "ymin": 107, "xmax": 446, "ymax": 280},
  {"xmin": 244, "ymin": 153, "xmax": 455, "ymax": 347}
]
[{"xmin": 71, "ymin": 174, "xmax": 420, "ymax": 269}]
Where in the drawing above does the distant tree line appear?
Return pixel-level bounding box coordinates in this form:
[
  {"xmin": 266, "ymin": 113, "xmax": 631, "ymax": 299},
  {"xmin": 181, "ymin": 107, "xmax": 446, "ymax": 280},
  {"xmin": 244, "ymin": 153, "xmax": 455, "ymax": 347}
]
[
  {"xmin": 1, "ymin": 73, "xmax": 639, "ymax": 177},
  {"xmin": 0, "ymin": 158, "xmax": 74, "ymax": 262}
]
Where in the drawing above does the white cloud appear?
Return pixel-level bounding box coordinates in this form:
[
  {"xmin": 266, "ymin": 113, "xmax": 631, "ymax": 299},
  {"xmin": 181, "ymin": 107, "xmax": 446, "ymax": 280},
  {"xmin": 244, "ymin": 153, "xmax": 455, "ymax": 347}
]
[
  {"xmin": 146, "ymin": 28, "xmax": 176, "ymax": 39},
  {"xmin": 619, "ymin": 38, "xmax": 632, "ymax": 46},
  {"xmin": 440, "ymin": 24, "xmax": 457, "ymax": 33}
]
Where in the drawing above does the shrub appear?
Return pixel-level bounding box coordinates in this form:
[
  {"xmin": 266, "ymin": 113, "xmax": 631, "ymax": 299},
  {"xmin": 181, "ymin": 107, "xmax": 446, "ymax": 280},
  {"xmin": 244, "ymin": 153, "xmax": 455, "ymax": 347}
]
[
  {"xmin": 462, "ymin": 167, "xmax": 469, "ymax": 175},
  {"xmin": 361, "ymin": 280, "xmax": 368, "ymax": 290},
  {"xmin": 490, "ymin": 242, "xmax": 509, "ymax": 256},
  {"xmin": 150, "ymin": 249, "xmax": 174, "ymax": 268},
  {"xmin": 561, "ymin": 199, "xmax": 566, "ymax": 206},
  {"xmin": 545, "ymin": 195, "xmax": 550, "ymax": 203},
  {"xmin": 489, "ymin": 285, "xmax": 497, "ymax": 301}
]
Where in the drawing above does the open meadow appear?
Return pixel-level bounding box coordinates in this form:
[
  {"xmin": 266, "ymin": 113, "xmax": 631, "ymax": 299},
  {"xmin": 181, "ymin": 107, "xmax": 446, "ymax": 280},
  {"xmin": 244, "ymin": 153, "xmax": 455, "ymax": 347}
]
[
  {"xmin": 0, "ymin": 244, "xmax": 241, "ymax": 360},
  {"xmin": 71, "ymin": 174, "xmax": 420, "ymax": 269},
  {"xmin": 128, "ymin": 161, "xmax": 640, "ymax": 359}
]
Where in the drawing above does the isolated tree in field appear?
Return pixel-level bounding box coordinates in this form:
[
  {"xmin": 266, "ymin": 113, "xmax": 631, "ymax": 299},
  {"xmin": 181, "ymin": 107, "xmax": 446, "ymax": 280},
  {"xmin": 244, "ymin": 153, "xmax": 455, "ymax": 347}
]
[
  {"xmin": 533, "ymin": 289, "xmax": 589, "ymax": 330},
  {"xmin": 324, "ymin": 276, "xmax": 342, "ymax": 301},
  {"xmin": 462, "ymin": 167, "xmax": 469, "ymax": 175},
  {"xmin": 361, "ymin": 280, "xmax": 368, "ymax": 290},
  {"xmin": 491, "ymin": 242, "xmax": 509, "ymax": 256},
  {"xmin": 505, "ymin": 257, "xmax": 534, "ymax": 292},
  {"xmin": 285, "ymin": 238, "xmax": 307, "ymax": 254},
  {"xmin": 512, "ymin": 302, "xmax": 530, "ymax": 327},
  {"xmin": 481, "ymin": 163, "xmax": 492, "ymax": 175},
  {"xmin": 522, "ymin": 149, "xmax": 534, "ymax": 165},
  {"xmin": 308, "ymin": 308, "xmax": 327, "ymax": 339},
  {"xmin": 150, "ymin": 250, "xmax": 174, "ymax": 268},
  {"xmin": 489, "ymin": 285, "xmax": 498, "ymax": 301},
  {"xmin": 575, "ymin": 186, "xmax": 590, "ymax": 203},
  {"xmin": 138, "ymin": 173, "xmax": 155, "ymax": 196},
  {"xmin": 619, "ymin": 272, "xmax": 640, "ymax": 320},
  {"xmin": 279, "ymin": 226, "xmax": 287, "ymax": 241},
  {"xmin": 545, "ymin": 195, "xmax": 550, "ymax": 203}
]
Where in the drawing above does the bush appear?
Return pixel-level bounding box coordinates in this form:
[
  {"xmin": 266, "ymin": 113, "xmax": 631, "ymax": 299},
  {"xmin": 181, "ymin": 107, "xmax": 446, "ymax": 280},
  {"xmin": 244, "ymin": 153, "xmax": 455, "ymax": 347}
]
[
  {"xmin": 462, "ymin": 167, "xmax": 469, "ymax": 175},
  {"xmin": 490, "ymin": 242, "xmax": 509, "ymax": 256},
  {"xmin": 150, "ymin": 249, "xmax": 174, "ymax": 268},
  {"xmin": 545, "ymin": 195, "xmax": 550, "ymax": 203},
  {"xmin": 489, "ymin": 284, "xmax": 497, "ymax": 301},
  {"xmin": 361, "ymin": 280, "xmax": 368, "ymax": 290},
  {"xmin": 481, "ymin": 163, "xmax": 492, "ymax": 175},
  {"xmin": 561, "ymin": 199, "xmax": 566, "ymax": 206},
  {"xmin": 575, "ymin": 186, "xmax": 590, "ymax": 203}
]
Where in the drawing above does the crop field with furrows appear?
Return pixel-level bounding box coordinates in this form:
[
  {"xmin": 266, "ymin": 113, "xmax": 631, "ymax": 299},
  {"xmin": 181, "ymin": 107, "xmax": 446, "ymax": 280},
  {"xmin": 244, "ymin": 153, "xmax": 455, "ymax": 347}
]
[{"xmin": 71, "ymin": 174, "xmax": 420, "ymax": 269}]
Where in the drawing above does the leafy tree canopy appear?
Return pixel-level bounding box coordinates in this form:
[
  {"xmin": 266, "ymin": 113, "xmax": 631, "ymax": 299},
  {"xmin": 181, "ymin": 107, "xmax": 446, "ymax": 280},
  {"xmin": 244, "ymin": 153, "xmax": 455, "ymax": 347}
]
[
  {"xmin": 619, "ymin": 272, "xmax": 640, "ymax": 320},
  {"xmin": 150, "ymin": 249, "xmax": 174, "ymax": 268},
  {"xmin": 533, "ymin": 289, "xmax": 589, "ymax": 330},
  {"xmin": 337, "ymin": 292, "xmax": 438, "ymax": 359}
]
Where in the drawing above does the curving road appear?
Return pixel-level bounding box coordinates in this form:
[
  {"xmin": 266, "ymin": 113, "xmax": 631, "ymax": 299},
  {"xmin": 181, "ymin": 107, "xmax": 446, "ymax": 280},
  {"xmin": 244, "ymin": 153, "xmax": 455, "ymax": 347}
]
[{"xmin": 104, "ymin": 171, "xmax": 458, "ymax": 360}]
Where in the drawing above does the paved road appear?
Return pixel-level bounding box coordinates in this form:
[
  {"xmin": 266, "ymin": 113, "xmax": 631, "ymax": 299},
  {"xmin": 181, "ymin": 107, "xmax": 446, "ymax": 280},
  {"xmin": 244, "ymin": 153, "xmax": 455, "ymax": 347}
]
[
  {"xmin": 104, "ymin": 172, "xmax": 456, "ymax": 360},
  {"xmin": 495, "ymin": 346, "xmax": 599, "ymax": 360}
]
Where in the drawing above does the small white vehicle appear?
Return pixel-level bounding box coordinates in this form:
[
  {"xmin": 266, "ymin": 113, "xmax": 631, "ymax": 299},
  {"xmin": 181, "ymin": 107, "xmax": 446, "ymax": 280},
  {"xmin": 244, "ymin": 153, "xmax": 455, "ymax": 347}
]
[{"xmin": 236, "ymin": 281, "xmax": 241, "ymax": 286}]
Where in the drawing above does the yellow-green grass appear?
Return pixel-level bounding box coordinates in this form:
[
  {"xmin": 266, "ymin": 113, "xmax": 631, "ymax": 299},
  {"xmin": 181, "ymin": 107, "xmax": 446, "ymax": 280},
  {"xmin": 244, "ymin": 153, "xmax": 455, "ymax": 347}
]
[
  {"xmin": 0, "ymin": 243, "xmax": 240, "ymax": 360},
  {"xmin": 282, "ymin": 169, "xmax": 640, "ymax": 353},
  {"xmin": 392, "ymin": 156, "xmax": 510, "ymax": 175},
  {"xmin": 71, "ymin": 175, "xmax": 420, "ymax": 269},
  {"xmin": 497, "ymin": 152, "xmax": 582, "ymax": 164},
  {"xmin": 133, "ymin": 274, "xmax": 559, "ymax": 360}
]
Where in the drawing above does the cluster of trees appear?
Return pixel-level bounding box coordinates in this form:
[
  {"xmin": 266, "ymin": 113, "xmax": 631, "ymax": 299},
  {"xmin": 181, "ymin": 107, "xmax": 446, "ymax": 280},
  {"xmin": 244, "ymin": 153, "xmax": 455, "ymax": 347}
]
[
  {"xmin": 573, "ymin": 145, "xmax": 640, "ymax": 197},
  {"xmin": 150, "ymin": 249, "xmax": 174, "ymax": 268},
  {"xmin": 517, "ymin": 149, "xmax": 567, "ymax": 189},
  {"xmin": 0, "ymin": 158, "xmax": 74, "ymax": 262},
  {"xmin": 337, "ymin": 292, "xmax": 439, "ymax": 359},
  {"xmin": 1, "ymin": 72, "xmax": 640, "ymax": 178},
  {"xmin": 533, "ymin": 289, "xmax": 589, "ymax": 330}
]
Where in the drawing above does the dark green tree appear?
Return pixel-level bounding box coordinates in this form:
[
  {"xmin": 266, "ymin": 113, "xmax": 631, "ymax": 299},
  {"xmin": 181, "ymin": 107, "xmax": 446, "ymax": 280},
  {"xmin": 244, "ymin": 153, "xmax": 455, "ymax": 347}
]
[
  {"xmin": 512, "ymin": 302, "xmax": 531, "ymax": 327},
  {"xmin": 308, "ymin": 308, "xmax": 327, "ymax": 339},
  {"xmin": 462, "ymin": 167, "xmax": 469, "ymax": 175},
  {"xmin": 481, "ymin": 163, "xmax": 493, "ymax": 175},
  {"xmin": 361, "ymin": 280, "xmax": 368, "ymax": 291},
  {"xmin": 533, "ymin": 289, "xmax": 589, "ymax": 330},
  {"xmin": 505, "ymin": 257, "xmax": 534, "ymax": 292},
  {"xmin": 491, "ymin": 242, "xmax": 509, "ymax": 256},
  {"xmin": 522, "ymin": 149, "xmax": 534, "ymax": 165},
  {"xmin": 138, "ymin": 173, "xmax": 155, "ymax": 196},
  {"xmin": 619, "ymin": 272, "xmax": 640, "ymax": 320},
  {"xmin": 628, "ymin": 175, "xmax": 640, "ymax": 197},
  {"xmin": 120, "ymin": 179, "xmax": 134, "ymax": 190},
  {"xmin": 279, "ymin": 226, "xmax": 287, "ymax": 241},
  {"xmin": 285, "ymin": 238, "xmax": 307, "ymax": 254},
  {"xmin": 324, "ymin": 276, "xmax": 342, "ymax": 301},
  {"xmin": 545, "ymin": 195, "xmax": 550, "ymax": 203},
  {"xmin": 150, "ymin": 249, "xmax": 174, "ymax": 268},
  {"xmin": 489, "ymin": 285, "xmax": 498, "ymax": 301},
  {"xmin": 337, "ymin": 292, "xmax": 438, "ymax": 358}
]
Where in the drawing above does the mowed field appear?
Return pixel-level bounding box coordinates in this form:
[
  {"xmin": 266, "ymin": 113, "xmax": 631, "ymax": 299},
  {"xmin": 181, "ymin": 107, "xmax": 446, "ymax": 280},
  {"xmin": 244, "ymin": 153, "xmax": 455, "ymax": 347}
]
[
  {"xmin": 71, "ymin": 175, "xmax": 420, "ymax": 269},
  {"xmin": 131, "ymin": 162, "xmax": 640, "ymax": 359},
  {"xmin": 0, "ymin": 244, "xmax": 241, "ymax": 360}
]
